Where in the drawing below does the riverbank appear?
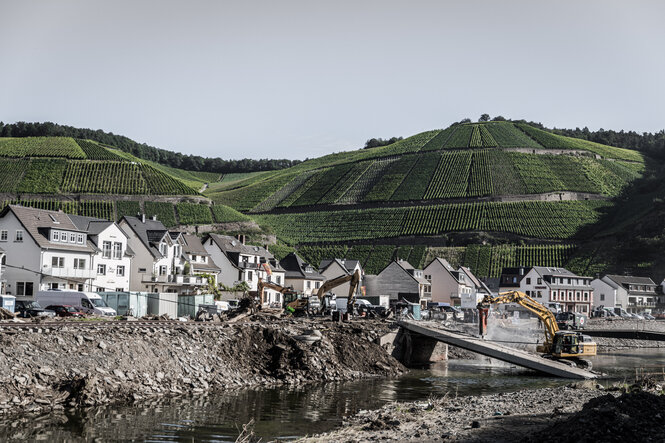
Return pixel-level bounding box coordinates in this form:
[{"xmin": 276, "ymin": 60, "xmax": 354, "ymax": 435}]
[
  {"xmin": 299, "ymin": 379, "xmax": 665, "ymax": 442},
  {"xmin": 0, "ymin": 318, "xmax": 405, "ymax": 418}
]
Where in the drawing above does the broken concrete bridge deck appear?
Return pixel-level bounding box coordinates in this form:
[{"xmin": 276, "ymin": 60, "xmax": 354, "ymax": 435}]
[{"xmin": 397, "ymin": 320, "xmax": 597, "ymax": 380}]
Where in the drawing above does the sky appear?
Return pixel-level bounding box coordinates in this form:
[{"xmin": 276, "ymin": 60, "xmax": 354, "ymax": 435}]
[{"xmin": 1, "ymin": 1, "xmax": 664, "ymax": 161}]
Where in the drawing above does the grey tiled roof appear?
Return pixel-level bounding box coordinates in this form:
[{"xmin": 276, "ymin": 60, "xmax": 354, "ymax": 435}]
[{"xmin": 3, "ymin": 205, "xmax": 95, "ymax": 253}]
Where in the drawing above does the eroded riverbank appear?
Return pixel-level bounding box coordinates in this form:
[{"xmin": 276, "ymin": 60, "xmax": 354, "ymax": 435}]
[{"xmin": 0, "ymin": 318, "xmax": 404, "ymax": 418}]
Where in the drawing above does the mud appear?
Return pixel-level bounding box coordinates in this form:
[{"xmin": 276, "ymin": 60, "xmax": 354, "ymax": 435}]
[{"xmin": 300, "ymin": 379, "xmax": 665, "ymax": 443}]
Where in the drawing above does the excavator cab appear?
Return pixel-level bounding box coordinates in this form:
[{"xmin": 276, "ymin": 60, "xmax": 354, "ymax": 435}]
[{"xmin": 549, "ymin": 331, "xmax": 597, "ymax": 358}]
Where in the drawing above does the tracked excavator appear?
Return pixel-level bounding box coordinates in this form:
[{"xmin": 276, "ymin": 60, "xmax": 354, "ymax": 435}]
[
  {"xmin": 313, "ymin": 269, "xmax": 362, "ymax": 314},
  {"xmin": 477, "ymin": 291, "xmax": 597, "ymax": 369}
]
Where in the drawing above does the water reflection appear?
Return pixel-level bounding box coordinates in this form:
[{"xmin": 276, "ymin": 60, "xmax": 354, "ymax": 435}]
[{"xmin": 2, "ymin": 349, "xmax": 663, "ymax": 442}]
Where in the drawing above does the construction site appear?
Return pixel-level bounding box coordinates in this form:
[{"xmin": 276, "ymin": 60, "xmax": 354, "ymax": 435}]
[{"xmin": 0, "ymin": 287, "xmax": 664, "ymax": 441}]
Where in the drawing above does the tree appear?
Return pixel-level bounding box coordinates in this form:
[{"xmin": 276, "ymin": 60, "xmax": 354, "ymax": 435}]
[
  {"xmin": 491, "ymin": 115, "xmax": 507, "ymax": 121},
  {"xmin": 479, "ymin": 114, "xmax": 490, "ymax": 122}
]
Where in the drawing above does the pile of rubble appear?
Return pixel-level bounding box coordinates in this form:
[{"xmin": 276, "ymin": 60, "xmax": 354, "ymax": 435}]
[{"xmin": 0, "ymin": 318, "xmax": 404, "ymax": 417}]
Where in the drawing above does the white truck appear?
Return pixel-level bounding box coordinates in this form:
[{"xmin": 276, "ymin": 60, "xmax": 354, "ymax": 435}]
[{"xmin": 36, "ymin": 290, "xmax": 117, "ymax": 317}]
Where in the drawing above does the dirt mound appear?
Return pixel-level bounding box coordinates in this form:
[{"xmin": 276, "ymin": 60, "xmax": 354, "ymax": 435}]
[{"xmin": 527, "ymin": 390, "xmax": 665, "ymax": 442}]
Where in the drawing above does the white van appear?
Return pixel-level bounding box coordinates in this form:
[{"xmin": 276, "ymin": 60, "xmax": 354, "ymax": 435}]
[{"xmin": 36, "ymin": 290, "xmax": 117, "ymax": 317}]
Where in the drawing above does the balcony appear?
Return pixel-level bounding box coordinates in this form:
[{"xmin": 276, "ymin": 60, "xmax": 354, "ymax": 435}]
[
  {"xmin": 42, "ymin": 266, "xmax": 95, "ymax": 279},
  {"xmin": 238, "ymin": 261, "xmax": 259, "ymax": 270}
]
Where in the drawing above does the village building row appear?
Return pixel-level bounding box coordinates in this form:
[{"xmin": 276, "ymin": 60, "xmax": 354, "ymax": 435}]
[{"xmin": 1, "ymin": 204, "xmax": 663, "ymax": 315}]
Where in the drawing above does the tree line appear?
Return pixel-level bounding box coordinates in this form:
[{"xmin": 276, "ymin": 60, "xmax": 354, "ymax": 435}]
[{"xmin": 0, "ymin": 121, "xmax": 301, "ymax": 173}]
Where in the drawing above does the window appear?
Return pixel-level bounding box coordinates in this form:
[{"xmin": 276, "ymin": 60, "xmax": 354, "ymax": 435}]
[
  {"xmin": 247, "ymin": 271, "xmax": 253, "ymax": 281},
  {"xmin": 600, "ymin": 294, "xmax": 605, "ymax": 301},
  {"xmin": 526, "ymin": 278, "xmax": 531, "ymax": 284},
  {"xmin": 117, "ymin": 265, "xmax": 125, "ymax": 277},
  {"xmin": 48, "ymin": 282, "xmax": 60, "ymax": 290},
  {"xmin": 537, "ymin": 278, "xmax": 542, "ymax": 285},
  {"xmin": 70, "ymin": 233, "xmax": 76, "ymax": 243},
  {"xmin": 159, "ymin": 243, "xmax": 167, "ymax": 255},
  {"xmin": 74, "ymin": 258, "xmax": 86, "ymax": 269},
  {"xmin": 102, "ymin": 241, "xmax": 112, "ymax": 259},
  {"xmin": 15, "ymin": 230, "xmax": 23, "ymax": 242},
  {"xmin": 138, "ymin": 268, "xmax": 147, "ymax": 273},
  {"xmin": 77, "ymin": 234, "xmax": 84, "ymax": 244},
  {"xmin": 315, "ymin": 282, "xmax": 320, "ymax": 289},
  {"xmin": 276, "ymin": 276, "xmax": 281, "ymax": 285},
  {"xmin": 52, "ymin": 231, "xmax": 60, "ymax": 241},
  {"xmin": 113, "ymin": 242, "xmax": 122, "ymax": 259},
  {"xmin": 16, "ymin": 282, "xmax": 33, "ymax": 296},
  {"xmin": 97, "ymin": 264, "xmax": 106, "ymax": 275},
  {"xmin": 537, "ymin": 291, "xmax": 542, "ymax": 298},
  {"xmin": 306, "ymin": 281, "xmax": 311, "ymax": 289},
  {"xmin": 159, "ymin": 265, "xmax": 167, "ymax": 276},
  {"xmin": 0, "ymin": 230, "xmax": 6, "ymax": 241},
  {"xmin": 51, "ymin": 256, "xmax": 65, "ymax": 268},
  {"xmin": 192, "ymin": 254, "xmax": 197, "ymax": 262},
  {"xmin": 97, "ymin": 287, "xmax": 105, "ymax": 293},
  {"xmin": 116, "ymin": 287, "xmax": 124, "ymax": 292},
  {"xmin": 583, "ymin": 292, "xmax": 589, "ymax": 302}
]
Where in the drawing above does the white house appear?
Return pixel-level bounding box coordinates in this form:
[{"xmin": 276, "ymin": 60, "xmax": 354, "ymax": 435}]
[
  {"xmin": 69, "ymin": 215, "xmax": 133, "ymax": 292},
  {"xmin": 119, "ymin": 215, "xmax": 208, "ymax": 294},
  {"xmin": 499, "ymin": 266, "xmax": 593, "ymax": 315},
  {"xmin": 180, "ymin": 233, "xmax": 220, "ymax": 288},
  {"xmin": 0, "ymin": 205, "xmax": 96, "ymax": 296},
  {"xmin": 423, "ymin": 258, "xmax": 490, "ymax": 306},
  {"xmin": 319, "ymin": 258, "xmax": 363, "ymax": 300},
  {"xmin": 592, "ymin": 275, "xmax": 658, "ymax": 314},
  {"xmin": 202, "ymin": 234, "xmax": 285, "ymax": 304}
]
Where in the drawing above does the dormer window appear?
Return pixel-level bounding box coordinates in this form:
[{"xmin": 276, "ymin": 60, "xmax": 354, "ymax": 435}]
[
  {"xmin": 305, "ymin": 266, "xmax": 313, "ymax": 273},
  {"xmin": 69, "ymin": 233, "xmax": 76, "ymax": 243},
  {"xmin": 77, "ymin": 234, "xmax": 84, "ymax": 245}
]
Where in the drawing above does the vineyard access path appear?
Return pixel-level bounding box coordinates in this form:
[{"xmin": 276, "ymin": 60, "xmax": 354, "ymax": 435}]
[{"xmin": 250, "ymin": 191, "xmax": 609, "ymax": 215}]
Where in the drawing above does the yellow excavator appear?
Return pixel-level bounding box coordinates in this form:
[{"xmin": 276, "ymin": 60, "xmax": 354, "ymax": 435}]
[
  {"xmin": 313, "ymin": 269, "xmax": 362, "ymax": 314},
  {"xmin": 256, "ymin": 280, "xmax": 297, "ymax": 306},
  {"xmin": 477, "ymin": 291, "xmax": 597, "ymax": 368}
]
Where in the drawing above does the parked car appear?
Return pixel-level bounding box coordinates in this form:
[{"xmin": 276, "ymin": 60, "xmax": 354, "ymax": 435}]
[
  {"xmin": 633, "ymin": 313, "xmax": 645, "ymax": 320},
  {"xmin": 44, "ymin": 305, "xmax": 86, "ymax": 318},
  {"xmin": 643, "ymin": 313, "xmax": 655, "ymax": 320},
  {"xmin": 14, "ymin": 300, "xmax": 55, "ymax": 318},
  {"xmin": 36, "ymin": 291, "xmax": 116, "ymax": 317}
]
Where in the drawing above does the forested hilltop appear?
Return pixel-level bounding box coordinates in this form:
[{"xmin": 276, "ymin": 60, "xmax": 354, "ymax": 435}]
[{"xmin": 0, "ymin": 121, "xmax": 300, "ymax": 174}]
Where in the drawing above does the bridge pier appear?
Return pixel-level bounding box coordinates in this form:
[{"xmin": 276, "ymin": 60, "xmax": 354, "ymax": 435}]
[{"xmin": 379, "ymin": 328, "xmax": 448, "ymax": 366}]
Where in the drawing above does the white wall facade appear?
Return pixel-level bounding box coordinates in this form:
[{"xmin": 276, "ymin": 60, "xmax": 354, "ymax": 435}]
[
  {"xmin": 591, "ymin": 278, "xmax": 618, "ymax": 308},
  {"xmin": 91, "ymin": 224, "xmax": 131, "ymax": 292}
]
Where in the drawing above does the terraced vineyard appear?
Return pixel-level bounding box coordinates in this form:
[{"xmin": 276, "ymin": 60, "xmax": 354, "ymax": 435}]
[
  {"xmin": 222, "ymin": 122, "xmax": 643, "ymax": 213},
  {"xmin": 255, "ymin": 200, "xmax": 610, "ymax": 244},
  {"xmin": 0, "ymin": 137, "xmax": 85, "ymax": 158}
]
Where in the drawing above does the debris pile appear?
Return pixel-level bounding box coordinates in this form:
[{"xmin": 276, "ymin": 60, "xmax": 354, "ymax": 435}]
[
  {"xmin": 0, "ymin": 318, "xmax": 404, "ymax": 417},
  {"xmin": 527, "ymin": 381, "xmax": 665, "ymax": 442}
]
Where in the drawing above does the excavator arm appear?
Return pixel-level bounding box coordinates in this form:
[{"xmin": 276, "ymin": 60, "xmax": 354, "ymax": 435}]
[
  {"xmin": 257, "ymin": 280, "xmax": 296, "ymax": 305},
  {"xmin": 478, "ymin": 290, "xmax": 559, "ymax": 351},
  {"xmin": 315, "ymin": 269, "xmax": 361, "ymax": 302}
]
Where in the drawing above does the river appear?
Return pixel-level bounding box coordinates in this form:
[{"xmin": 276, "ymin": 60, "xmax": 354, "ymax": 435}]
[{"xmin": 2, "ymin": 349, "xmax": 664, "ymax": 442}]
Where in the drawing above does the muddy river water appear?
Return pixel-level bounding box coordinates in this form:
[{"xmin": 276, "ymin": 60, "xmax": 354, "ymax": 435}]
[{"xmin": 3, "ymin": 349, "xmax": 664, "ymax": 442}]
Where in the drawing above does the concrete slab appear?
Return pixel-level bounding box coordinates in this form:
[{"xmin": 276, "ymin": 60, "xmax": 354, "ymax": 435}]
[{"xmin": 398, "ymin": 320, "xmax": 597, "ymax": 380}]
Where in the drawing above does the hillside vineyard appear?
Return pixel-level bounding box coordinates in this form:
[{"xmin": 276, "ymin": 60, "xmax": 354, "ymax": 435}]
[{"xmin": 0, "ymin": 121, "xmax": 646, "ymax": 278}]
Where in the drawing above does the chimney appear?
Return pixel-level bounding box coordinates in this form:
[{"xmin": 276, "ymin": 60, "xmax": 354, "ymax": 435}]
[
  {"xmin": 141, "ymin": 214, "xmax": 146, "ymax": 223},
  {"xmin": 152, "ymin": 215, "xmax": 157, "ymax": 221},
  {"xmin": 236, "ymin": 234, "xmax": 245, "ymax": 244},
  {"xmin": 519, "ymin": 267, "xmax": 525, "ymax": 276}
]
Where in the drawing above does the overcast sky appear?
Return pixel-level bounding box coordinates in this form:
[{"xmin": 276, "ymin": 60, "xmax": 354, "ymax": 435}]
[{"xmin": 1, "ymin": 1, "xmax": 663, "ymax": 160}]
